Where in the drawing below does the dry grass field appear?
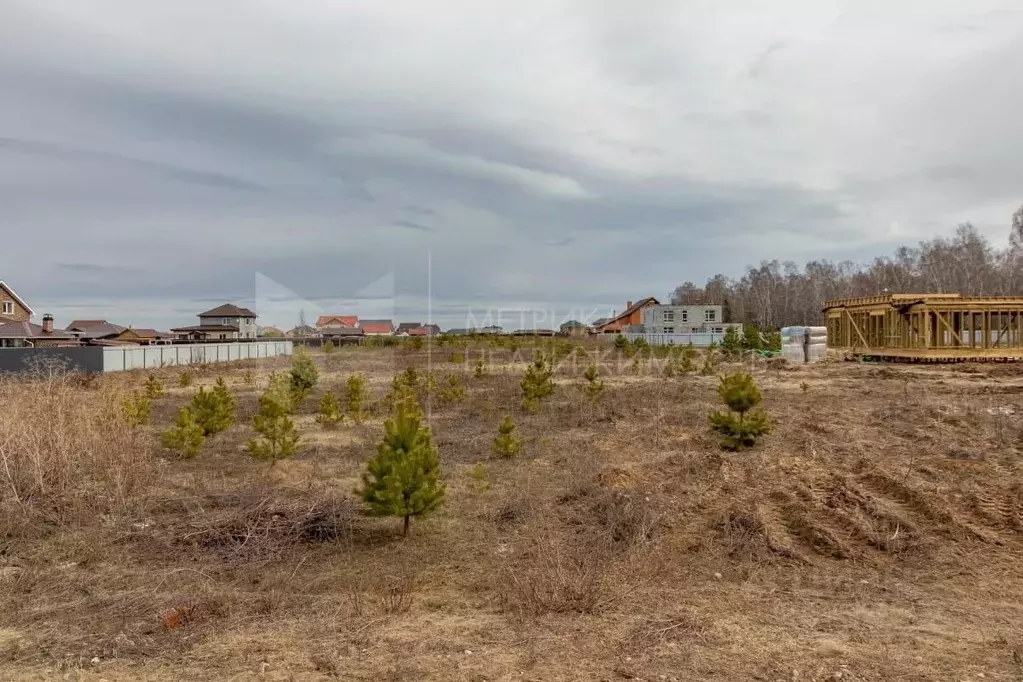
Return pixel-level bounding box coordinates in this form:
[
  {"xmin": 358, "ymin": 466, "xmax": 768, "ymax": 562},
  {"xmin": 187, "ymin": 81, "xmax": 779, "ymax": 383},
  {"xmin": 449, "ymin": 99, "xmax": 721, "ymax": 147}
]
[{"xmin": 2, "ymin": 340, "xmax": 1023, "ymax": 681}]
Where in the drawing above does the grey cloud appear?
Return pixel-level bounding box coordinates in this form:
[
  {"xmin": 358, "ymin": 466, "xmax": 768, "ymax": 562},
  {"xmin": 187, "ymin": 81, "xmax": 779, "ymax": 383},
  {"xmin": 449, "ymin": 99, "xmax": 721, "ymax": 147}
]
[
  {"xmin": 2, "ymin": 1, "xmax": 1022, "ymax": 329},
  {"xmin": 394, "ymin": 220, "xmax": 434, "ymax": 233},
  {"xmin": 0, "ymin": 136, "xmax": 265, "ymax": 191},
  {"xmin": 54, "ymin": 262, "xmax": 140, "ymax": 274}
]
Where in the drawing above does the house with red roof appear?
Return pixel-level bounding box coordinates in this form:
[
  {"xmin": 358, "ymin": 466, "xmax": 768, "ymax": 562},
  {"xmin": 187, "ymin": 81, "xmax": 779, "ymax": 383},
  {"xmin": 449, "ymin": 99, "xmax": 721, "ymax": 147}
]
[
  {"xmin": 593, "ymin": 298, "xmax": 660, "ymax": 334},
  {"xmin": 358, "ymin": 319, "xmax": 394, "ymax": 336}
]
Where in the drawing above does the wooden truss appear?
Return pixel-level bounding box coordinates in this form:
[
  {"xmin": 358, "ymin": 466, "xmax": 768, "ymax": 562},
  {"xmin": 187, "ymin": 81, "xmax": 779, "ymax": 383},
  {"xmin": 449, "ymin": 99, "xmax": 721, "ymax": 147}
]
[{"xmin": 823, "ymin": 294, "xmax": 1023, "ymax": 361}]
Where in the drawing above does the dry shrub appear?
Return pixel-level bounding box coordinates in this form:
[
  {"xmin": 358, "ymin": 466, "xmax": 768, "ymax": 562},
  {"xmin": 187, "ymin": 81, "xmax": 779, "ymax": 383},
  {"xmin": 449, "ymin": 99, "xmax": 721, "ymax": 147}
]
[
  {"xmin": 158, "ymin": 489, "xmax": 354, "ymax": 561},
  {"xmin": 0, "ymin": 361, "xmax": 155, "ymax": 536},
  {"xmin": 377, "ymin": 573, "xmax": 417, "ymax": 615},
  {"xmin": 498, "ymin": 525, "xmax": 612, "ymax": 616}
]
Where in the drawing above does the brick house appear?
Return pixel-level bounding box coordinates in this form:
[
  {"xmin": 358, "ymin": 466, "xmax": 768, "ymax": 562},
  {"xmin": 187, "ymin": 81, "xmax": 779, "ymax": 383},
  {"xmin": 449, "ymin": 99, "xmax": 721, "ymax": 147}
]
[
  {"xmin": 0, "ymin": 280, "xmax": 34, "ymax": 323},
  {"xmin": 0, "ymin": 314, "xmax": 79, "ymax": 348},
  {"xmin": 593, "ymin": 298, "xmax": 660, "ymax": 334}
]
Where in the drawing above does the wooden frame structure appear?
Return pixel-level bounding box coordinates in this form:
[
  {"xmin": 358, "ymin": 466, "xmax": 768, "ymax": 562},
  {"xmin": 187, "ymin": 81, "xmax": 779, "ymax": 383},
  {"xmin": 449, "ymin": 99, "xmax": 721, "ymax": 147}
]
[{"xmin": 823, "ymin": 293, "xmax": 1023, "ymax": 361}]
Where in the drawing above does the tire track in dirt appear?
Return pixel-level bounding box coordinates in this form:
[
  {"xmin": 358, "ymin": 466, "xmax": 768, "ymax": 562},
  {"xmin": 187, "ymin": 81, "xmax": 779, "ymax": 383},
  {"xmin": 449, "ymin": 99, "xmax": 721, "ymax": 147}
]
[{"xmin": 858, "ymin": 471, "xmax": 1005, "ymax": 546}]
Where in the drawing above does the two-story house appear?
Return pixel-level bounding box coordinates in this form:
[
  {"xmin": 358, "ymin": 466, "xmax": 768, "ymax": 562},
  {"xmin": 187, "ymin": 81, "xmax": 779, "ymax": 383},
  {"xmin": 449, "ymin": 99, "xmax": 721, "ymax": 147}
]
[
  {"xmin": 171, "ymin": 304, "xmax": 258, "ymax": 341},
  {"xmin": 640, "ymin": 304, "xmax": 741, "ymax": 335}
]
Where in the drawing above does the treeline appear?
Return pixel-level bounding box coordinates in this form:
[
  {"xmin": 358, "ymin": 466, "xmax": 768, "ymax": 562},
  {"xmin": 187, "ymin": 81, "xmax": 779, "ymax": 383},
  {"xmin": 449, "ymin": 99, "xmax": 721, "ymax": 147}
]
[{"xmin": 671, "ymin": 207, "xmax": 1023, "ymax": 328}]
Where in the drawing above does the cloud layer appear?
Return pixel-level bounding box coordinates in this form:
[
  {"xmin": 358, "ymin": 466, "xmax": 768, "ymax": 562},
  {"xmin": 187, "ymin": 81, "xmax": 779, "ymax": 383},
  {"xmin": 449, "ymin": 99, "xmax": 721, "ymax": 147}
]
[{"xmin": 2, "ymin": 1, "xmax": 1022, "ymax": 329}]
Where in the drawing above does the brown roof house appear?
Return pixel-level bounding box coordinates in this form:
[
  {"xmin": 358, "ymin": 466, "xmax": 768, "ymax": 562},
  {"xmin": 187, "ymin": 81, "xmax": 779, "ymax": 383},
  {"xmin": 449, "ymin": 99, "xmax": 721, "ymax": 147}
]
[
  {"xmin": 316, "ymin": 315, "xmax": 358, "ymax": 329},
  {"xmin": 321, "ymin": 325, "xmax": 365, "ymax": 346},
  {"xmin": 114, "ymin": 328, "xmax": 173, "ymax": 345},
  {"xmin": 65, "ymin": 320, "xmax": 128, "ymax": 344},
  {"xmin": 594, "ymin": 298, "xmax": 660, "ymax": 334},
  {"xmin": 0, "ymin": 314, "xmax": 78, "ymax": 348},
  {"xmin": 171, "ymin": 304, "xmax": 258, "ymax": 341},
  {"xmin": 397, "ymin": 323, "xmax": 441, "ymax": 337},
  {"xmin": 358, "ymin": 319, "xmax": 394, "ymax": 336},
  {"xmin": 0, "ymin": 280, "xmax": 34, "ymax": 323}
]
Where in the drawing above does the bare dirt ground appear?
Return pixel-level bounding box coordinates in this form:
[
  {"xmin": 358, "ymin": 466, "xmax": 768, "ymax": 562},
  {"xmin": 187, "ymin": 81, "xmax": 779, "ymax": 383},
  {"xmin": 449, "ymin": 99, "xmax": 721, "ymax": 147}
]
[{"xmin": 2, "ymin": 341, "xmax": 1022, "ymax": 681}]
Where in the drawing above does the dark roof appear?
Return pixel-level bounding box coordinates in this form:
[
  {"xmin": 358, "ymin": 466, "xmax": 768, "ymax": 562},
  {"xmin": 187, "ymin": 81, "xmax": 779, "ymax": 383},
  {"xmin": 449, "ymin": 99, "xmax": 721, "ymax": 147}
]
[
  {"xmin": 125, "ymin": 328, "xmax": 171, "ymax": 339},
  {"xmin": 171, "ymin": 324, "xmax": 240, "ymax": 332},
  {"xmin": 74, "ymin": 322, "xmax": 128, "ymax": 339},
  {"xmin": 560, "ymin": 320, "xmax": 587, "ymax": 328},
  {"xmin": 0, "ymin": 321, "xmax": 76, "ymax": 340},
  {"xmin": 396, "ymin": 322, "xmax": 422, "ymax": 332},
  {"xmin": 66, "ymin": 319, "xmax": 109, "ymax": 331},
  {"xmin": 197, "ymin": 304, "xmax": 257, "ymax": 318},
  {"xmin": 322, "ymin": 326, "xmax": 365, "ymax": 337}
]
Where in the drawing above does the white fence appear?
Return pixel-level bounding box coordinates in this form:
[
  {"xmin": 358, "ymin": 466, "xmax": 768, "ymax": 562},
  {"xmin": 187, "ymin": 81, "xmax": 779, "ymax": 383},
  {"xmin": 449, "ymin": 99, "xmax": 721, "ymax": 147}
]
[
  {"xmin": 101, "ymin": 341, "xmax": 293, "ymax": 372},
  {"xmin": 621, "ymin": 332, "xmax": 730, "ymax": 347}
]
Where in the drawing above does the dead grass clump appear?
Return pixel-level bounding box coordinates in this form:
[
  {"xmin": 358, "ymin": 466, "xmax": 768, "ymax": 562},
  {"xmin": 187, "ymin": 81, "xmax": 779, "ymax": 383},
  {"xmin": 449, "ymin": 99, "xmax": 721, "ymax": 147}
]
[
  {"xmin": 588, "ymin": 489, "xmax": 661, "ymax": 548},
  {"xmin": 624, "ymin": 609, "xmax": 710, "ymax": 652},
  {"xmin": 0, "ymin": 363, "xmax": 155, "ymax": 536},
  {"xmin": 498, "ymin": 527, "xmax": 612, "ymax": 616}
]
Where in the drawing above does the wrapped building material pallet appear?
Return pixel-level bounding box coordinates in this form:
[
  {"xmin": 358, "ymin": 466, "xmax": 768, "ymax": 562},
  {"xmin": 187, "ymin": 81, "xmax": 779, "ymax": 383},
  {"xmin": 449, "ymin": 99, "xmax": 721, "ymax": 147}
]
[{"xmin": 780, "ymin": 326, "xmax": 828, "ymax": 363}]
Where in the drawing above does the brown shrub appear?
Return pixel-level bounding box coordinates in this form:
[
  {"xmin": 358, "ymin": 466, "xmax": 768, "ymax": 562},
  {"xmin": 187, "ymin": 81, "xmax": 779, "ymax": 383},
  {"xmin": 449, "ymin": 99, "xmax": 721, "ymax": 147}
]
[
  {"xmin": 0, "ymin": 363, "xmax": 155, "ymax": 536},
  {"xmin": 498, "ymin": 526, "xmax": 612, "ymax": 615}
]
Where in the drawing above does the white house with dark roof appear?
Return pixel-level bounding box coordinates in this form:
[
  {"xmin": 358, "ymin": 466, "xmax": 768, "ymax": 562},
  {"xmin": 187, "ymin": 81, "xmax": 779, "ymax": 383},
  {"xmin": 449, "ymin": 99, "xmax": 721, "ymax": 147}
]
[{"xmin": 171, "ymin": 303, "xmax": 258, "ymax": 341}]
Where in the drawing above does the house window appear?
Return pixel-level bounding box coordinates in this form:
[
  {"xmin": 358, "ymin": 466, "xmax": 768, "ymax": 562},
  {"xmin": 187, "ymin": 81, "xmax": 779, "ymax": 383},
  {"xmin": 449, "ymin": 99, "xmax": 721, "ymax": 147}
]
[
  {"xmin": 705, "ymin": 309, "xmax": 716, "ymax": 322},
  {"xmin": 681, "ymin": 310, "xmax": 688, "ymax": 322},
  {"xmin": 1, "ymin": 301, "xmax": 12, "ymax": 315},
  {"xmin": 713, "ymin": 327, "xmax": 723, "ymax": 333},
  {"xmin": 662, "ymin": 310, "xmax": 674, "ymax": 323},
  {"xmin": 664, "ymin": 327, "xmax": 674, "ymax": 334}
]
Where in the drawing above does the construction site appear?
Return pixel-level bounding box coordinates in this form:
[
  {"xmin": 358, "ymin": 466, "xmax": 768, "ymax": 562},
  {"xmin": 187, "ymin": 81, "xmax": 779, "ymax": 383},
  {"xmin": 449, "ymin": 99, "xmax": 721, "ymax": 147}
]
[{"xmin": 823, "ymin": 293, "xmax": 1023, "ymax": 361}]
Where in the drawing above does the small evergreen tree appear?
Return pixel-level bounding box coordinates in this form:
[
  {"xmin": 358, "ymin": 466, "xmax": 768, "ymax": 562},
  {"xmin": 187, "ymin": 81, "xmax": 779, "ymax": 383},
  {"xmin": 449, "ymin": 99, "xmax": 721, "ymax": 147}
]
[
  {"xmin": 708, "ymin": 372, "xmax": 771, "ymax": 451},
  {"xmin": 346, "ymin": 373, "xmax": 367, "ymax": 423},
  {"xmin": 322, "ymin": 340, "xmax": 335, "ymax": 354},
  {"xmin": 144, "ymin": 374, "xmax": 164, "ymax": 399},
  {"xmin": 401, "ymin": 366, "xmax": 420, "ymax": 389},
  {"xmin": 161, "ymin": 407, "xmax": 205, "ymax": 458},
  {"xmin": 520, "ymin": 352, "xmax": 554, "ymax": 413},
  {"xmin": 179, "ymin": 371, "xmax": 193, "ymax": 388},
  {"xmin": 491, "ymin": 416, "xmax": 523, "ymax": 458},
  {"xmin": 448, "ymin": 351, "xmax": 465, "ymax": 364},
  {"xmin": 289, "ymin": 349, "xmax": 319, "ymax": 403},
  {"xmin": 699, "ymin": 352, "xmax": 717, "ymax": 376},
  {"xmin": 583, "ymin": 363, "xmax": 604, "ymax": 396},
  {"xmin": 247, "ymin": 384, "xmax": 301, "ymax": 466},
  {"xmin": 740, "ymin": 323, "xmax": 763, "ymax": 351},
  {"xmin": 358, "ymin": 394, "xmax": 446, "ymax": 537},
  {"xmin": 265, "ymin": 371, "xmax": 296, "ymax": 414},
  {"xmin": 315, "ymin": 389, "xmax": 344, "ymax": 428},
  {"xmin": 439, "ymin": 374, "xmax": 465, "ymax": 404},
  {"xmin": 613, "ymin": 334, "xmax": 629, "ymax": 351},
  {"xmin": 122, "ymin": 390, "xmax": 151, "ymax": 427},
  {"xmin": 474, "ymin": 356, "xmax": 488, "ymax": 379},
  {"xmin": 720, "ymin": 326, "xmax": 742, "ymax": 355},
  {"xmin": 190, "ymin": 378, "xmax": 235, "ymax": 435}
]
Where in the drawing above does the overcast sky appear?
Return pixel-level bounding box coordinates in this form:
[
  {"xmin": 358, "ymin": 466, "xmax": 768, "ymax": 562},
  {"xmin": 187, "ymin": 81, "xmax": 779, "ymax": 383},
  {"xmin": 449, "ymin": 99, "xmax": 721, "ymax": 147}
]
[{"xmin": 2, "ymin": 1, "xmax": 1022, "ymax": 330}]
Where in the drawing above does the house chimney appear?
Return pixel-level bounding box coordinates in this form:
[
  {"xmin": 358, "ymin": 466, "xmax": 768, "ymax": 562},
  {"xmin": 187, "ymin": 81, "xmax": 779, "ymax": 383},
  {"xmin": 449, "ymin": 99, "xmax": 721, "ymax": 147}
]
[
  {"xmin": 42, "ymin": 314, "xmax": 53, "ymax": 333},
  {"xmin": 626, "ymin": 300, "xmax": 633, "ymax": 310}
]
